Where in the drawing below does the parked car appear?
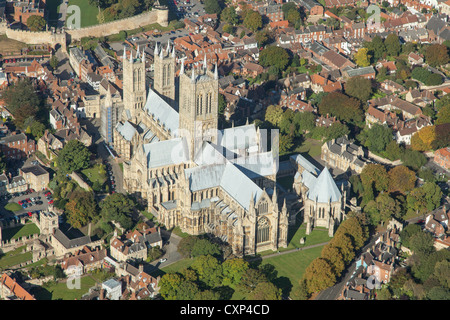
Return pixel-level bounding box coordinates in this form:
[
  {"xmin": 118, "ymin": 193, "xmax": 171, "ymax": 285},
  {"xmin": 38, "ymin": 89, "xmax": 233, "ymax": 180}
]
[{"xmin": 160, "ymin": 258, "xmax": 167, "ymax": 263}]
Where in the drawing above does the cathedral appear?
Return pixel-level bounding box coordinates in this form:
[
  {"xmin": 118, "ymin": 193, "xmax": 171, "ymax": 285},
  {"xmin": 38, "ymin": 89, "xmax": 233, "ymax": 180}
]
[{"xmin": 112, "ymin": 41, "xmax": 289, "ymax": 256}]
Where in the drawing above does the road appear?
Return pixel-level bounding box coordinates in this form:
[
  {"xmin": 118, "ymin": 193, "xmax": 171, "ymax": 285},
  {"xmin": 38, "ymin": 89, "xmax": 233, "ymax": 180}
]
[{"xmin": 315, "ymin": 231, "xmax": 383, "ymax": 300}]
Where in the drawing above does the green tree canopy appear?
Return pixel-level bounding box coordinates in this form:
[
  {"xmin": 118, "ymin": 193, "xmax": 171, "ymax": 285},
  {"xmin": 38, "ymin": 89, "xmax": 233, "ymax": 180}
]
[
  {"xmin": 56, "ymin": 140, "xmax": 92, "ymax": 174},
  {"xmin": 259, "ymin": 46, "xmax": 290, "ymax": 72},
  {"xmin": 243, "ymin": 10, "xmax": 262, "ymax": 32},
  {"xmin": 100, "ymin": 193, "xmax": 135, "ymax": 230},
  {"xmin": 27, "ymin": 15, "xmax": 46, "ymax": 31},
  {"xmin": 318, "ymin": 91, "xmax": 363, "ymax": 124},
  {"xmin": 345, "ymin": 76, "xmax": 373, "ymax": 102}
]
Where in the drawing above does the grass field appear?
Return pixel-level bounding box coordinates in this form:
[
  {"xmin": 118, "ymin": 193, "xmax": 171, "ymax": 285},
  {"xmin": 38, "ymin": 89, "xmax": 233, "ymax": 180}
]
[
  {"xmin": 0, "ymin": 35, "xmax": 26, "ymax": 55},
  {"xmin": 294, "ymin": 138, "xmax": 323, "ymax": 158},
  {"xmin": 4, "ymin": 202, "xmax": 23, "ymax": 212},
  {"xmin": 32, "ymin": 275, "xmax": 98, "ymax": 300},
  {"xmin": 262, "ymin": 246, "xmax": 323, "ymax": 297},
  {"xmin": 68, "ymin": 0, "xmax": 99, "ymax": 28},
  {"xmin": 1, "ymin": 223, "xmax": 40, "ymax": 242},
  {"xmin": 0, "ymin": 246, "xmax": 33, "ymax": 269},
  {"xmin": 81, "ymin": 163, "xmax": 107, "ymax": 188}
]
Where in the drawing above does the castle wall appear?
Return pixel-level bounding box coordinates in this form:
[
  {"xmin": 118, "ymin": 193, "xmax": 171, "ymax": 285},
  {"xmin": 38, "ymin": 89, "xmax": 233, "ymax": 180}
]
[{"xmin": 0, "ymin": 8, "xmax": 169, "ymax": 48}]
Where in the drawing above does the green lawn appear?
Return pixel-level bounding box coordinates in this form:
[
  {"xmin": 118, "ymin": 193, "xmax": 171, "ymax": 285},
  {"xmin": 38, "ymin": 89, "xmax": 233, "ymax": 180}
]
[
  {"xmin": 261, "ymin": 246, "xmax": 324, "ymax": 297},
  {"xmin": 4, "ymin": 202, "xmax": 23, "ymax": 212},
  {"xmin": 1, "ymin": 222, "xmax": 40, "ymax": 242},
  {"xmin": 293, "ymin": 138, "xmax": 323, "ymax": 158},
  {"xmin": 67, "ymin": 0, "xmax": 99, "ymax": 28},
  {"xmin": 33, "ymin": 275, "xmax": 98, "ymax": 300},
  {"xmin": 0, "ymin": 246, "xmax": 33, "ymax": 269},
  {"xmin": 81, "ymin": 163, "xmax": 107, "ymax": 187}
]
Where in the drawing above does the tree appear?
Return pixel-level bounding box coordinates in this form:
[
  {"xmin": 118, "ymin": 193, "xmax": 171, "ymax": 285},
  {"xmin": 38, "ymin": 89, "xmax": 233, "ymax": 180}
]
[
  {"xmin": 29, "ymin": 121, "xmax": 47, "ymax": 141},
  {"xmin": 321, "ymin": 245, "xmax": 345, "ymax": 276},
  {"xmin": 360, "ymin": 163, "xmax": 389, "ymax": 203},
  {"xmin": 287, "ymin": 9, "xmax": 301, "ymax": 26},
  {"xmin": 243, "ymin": 10, "xmax": 262, "ymax": 32},
  {"xmin": 3, "ymin": 78, "xmax": 41, "ymax": 128},
  {"xmin": 249, "ymin": 282, "xmax": 282, "ymax": 300},
  {"xmin": 364, "ymin": 36, "xmax": 385, "ymax": 62},
  {"xmin": 325, "ymin": 122, "xmax": 350, "ymax": 141},
  {"xmin": 190, "ymin": 255, "xmax": 223, "ymax": 288},
  {"xmin": 400, "ymin": 224, "xmax": 422, "ymax": 249},
  {"xmin": 264, "ymin": 105, "xmax": 284, "ymax": 127},
  {"xmin": 354, "ymin": 48, "xmax": 371, "ymax": 67},
  {"xmin": 56, "ymin": 140, "xmax": 92, "ymax": 174},
  {"xmin": 236, "ymin": 268, "xmax": 267, "ymax": 295},
  {"xmin": 388, "ymin": 165, "xmax": 416, "ymax": 194},
  {"xmin": 434, "ymin": 260, "xmax": 450, "ymax": 289},
  {"xmin": 190, "ymin": 239, "xmax": 221, "ymax": 258},
  {"xmin": 318, "ymin": 92, "xmax": 363, "ymax": 124},
  {"xmin": 254, "ymin": 29, "xmax": 272, "ymax": 47},
  {"xmin": 49, "ymin": 56, "xmax": 59, "ymax": 70},
  {"xmin": 436, "ymin": 104, "xmax": 450, "ymax": 125},
  {"xmin": 204, "ymin": 0, "xmax": 222, "ymax": 14},
  {"xmin": 400, "ymin": 149, "xmax": 427, "ymax": 171},
  {"xmin": 425, "ymin": 44, "xmax": 450, "ymax": 67},
  {"xmin": 303, "ymin": 258, "xmax": 336, "ymax": 294},
  {"xmin": 259, "ymin": 46, "xmax": 290, "ymax": 71},
  {"xmin": 406, "ymin": 182, "xmax": 442, "ymax": 215},
  {"xmin": 100, "ymin": 193, "xmax": 135, "ymax": 230},
  {"xmin": 278, "ymin": 134, "xmax": 293, "ymax": 155},
  {"xmin": 411, "ymin": 126, "xmax": 436, "ymax": 152},
  {"xmin": 65, "ymin": 190, "xmax": 98, "ymax": 228},
  {"xmin": 385, "ymin": 140, "xmax": 402, "ymax": 161},
  {"xmin": 409, "ymin": 231, "xmax": 435, "ymax": 255},
  {"xmin": 27, "ymin": 15, "xmax": 46, "ymax": 31},
  {"xmin": 329, "ymin": 233, "xmax": 355, "ymax": 264},
  {"xmin": 177, "ymin": 236, "xmax": 199, "ymax": 258},
  {"xmin": 159, "ymin": 272, "xmax": 184, "ymax": 300},
  {"xmin": 384, "ymin": 33, "xmax": 401, "ymax": 57},
  {"xmin": 220, "ymin": 6, "xmax": 238, "ymax": 25},
  {"xmin": 222, "ymin": 258, "xmax": 249, "ymax": 286},
  {"xmin": 363, "ymin": 124, "xmax": 393, "ymax": 153},
  {"xmin": 345, "ymin": 76, "xmax": 373, "ymax": 102}
]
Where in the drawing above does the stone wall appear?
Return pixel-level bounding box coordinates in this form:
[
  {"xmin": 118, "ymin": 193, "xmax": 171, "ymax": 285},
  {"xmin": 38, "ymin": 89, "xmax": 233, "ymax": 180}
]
[
  {"xmin": 67, "ymin": 7, "xmax": 169, "ymax": 41},
  {"xmin": 0, "ymin": 7, "xmax": 169, "ymax": 48}
]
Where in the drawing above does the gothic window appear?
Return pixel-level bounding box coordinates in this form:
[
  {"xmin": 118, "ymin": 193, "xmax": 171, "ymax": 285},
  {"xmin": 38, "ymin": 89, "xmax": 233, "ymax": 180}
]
[
  {"xmin": 257, "ymin": 217, "xmax": 270, "ymax": 244},
  {"xmin": 258, "ymin": 202, "xmax": 268, "ymax": 215}
]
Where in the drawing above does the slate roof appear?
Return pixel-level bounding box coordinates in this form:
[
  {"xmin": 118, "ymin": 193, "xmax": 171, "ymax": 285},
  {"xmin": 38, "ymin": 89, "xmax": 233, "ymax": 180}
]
[
  {"xmin": 116, "ymin": 121, "xmax": 137, "ymax": 142},
  {"xmin": 307, "ymin": 167, "xmax": 341, "ymax": 203},
  {"xmin": 143, "ymin": 88, "xmax": 179, "ymax": 135},
  {"xmin": 142, "ymin": 137, "xmax": 190, "ymax": 169}
]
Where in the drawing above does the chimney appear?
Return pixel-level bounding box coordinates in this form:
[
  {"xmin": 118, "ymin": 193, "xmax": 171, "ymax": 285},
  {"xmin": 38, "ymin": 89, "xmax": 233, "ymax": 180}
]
[{"xmin": 139, "ymin": 264, "xmax": 144, "ymax": 273}]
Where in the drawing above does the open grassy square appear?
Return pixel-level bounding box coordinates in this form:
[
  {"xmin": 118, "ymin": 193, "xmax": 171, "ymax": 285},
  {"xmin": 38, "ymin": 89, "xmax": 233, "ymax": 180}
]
[
  {"xmin": 1, "ymin": 222, "xmax": 40, "ymax": 242},
  {"xmin": 32, "ymin": 275, "xmax": 98, "ymax": 300},
  {"xmin": 67, "ymin": 0, "xmax": 99, "ymax": 28}
]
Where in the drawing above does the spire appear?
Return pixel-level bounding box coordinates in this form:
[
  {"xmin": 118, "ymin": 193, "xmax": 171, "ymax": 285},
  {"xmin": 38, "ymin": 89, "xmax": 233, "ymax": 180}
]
[
  {"xmin": 191, "ymin": 67, "xmax": 195, "ymax": 82},
  {"xmin": 160, "ymin": 45, "xmax": 164, "ymax": 59},
  {"xmin": 142, "ymin": 49, "xmax": 146, "ymax": 62},
  {"xmin": 166, "ymin": 39, "xmax": 171, "ymax": 54},
  {"xmin": 155, "ymin": 42, "xmax": 159, "ymax": 56},
  {"xmin": 214, "ymin": 63, "xmax": 218, "ymax": 80},
  {"xmin": 130, "ymin": 50, "xmax": 133, "ymax": 63},
  {"xmin": 123, "ymin": 46, "xmax": 126, "ymax": 62},
  {"xmin": 203, "ymin": 54, "xmax": 207, "ymax": 70},
  {"xmin": 180, "ymin": 59, "xmax": 185, "ymax": 75},
  {"xmin": 136, "ymin": 45, "xmax": 140, "ymax": 58},
  {"xmin": 172, "ymin": 45, "xmax": 176, "ymax": 58}
]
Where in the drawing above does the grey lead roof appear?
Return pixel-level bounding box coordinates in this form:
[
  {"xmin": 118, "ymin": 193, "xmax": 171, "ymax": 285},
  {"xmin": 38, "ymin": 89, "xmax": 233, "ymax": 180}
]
[
  {"xmin": 307, "ymin": 167, "xmax": 342, "ymax": 203},
  {"xmin": 144, "ymin": 88, "xmax": 179, "ymax": 136},
  {"xmin": 116, "ymin": 121, "xmax": 137, "ymax": 142},
  {"xmin": 143, "ymin": 137, "xmax": 190, "ymax": 169}
]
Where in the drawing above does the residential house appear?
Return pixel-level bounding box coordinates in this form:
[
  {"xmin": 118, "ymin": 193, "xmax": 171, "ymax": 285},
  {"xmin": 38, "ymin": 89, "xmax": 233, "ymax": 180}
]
[
  {"xmin": 321, "ymin": 136, "xmax": 370, "ymax": 174},
  {"xmin": 0, "ymin": 132, "xmax": 35, "ymax": 160},
  {"xmin": 0, "ymin": 273, "xmax": 35, "ymax": 300},
  {"xmin": 19, "ymin": 164, "xmax": 49, "ymax": 191},
  {"xmin": 434, "ymin": 147, "xmax": 450, "ymax": 170},
  {"xmin": 60, "ymin": 247, "xmax": 108, "ymax": 276}
]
